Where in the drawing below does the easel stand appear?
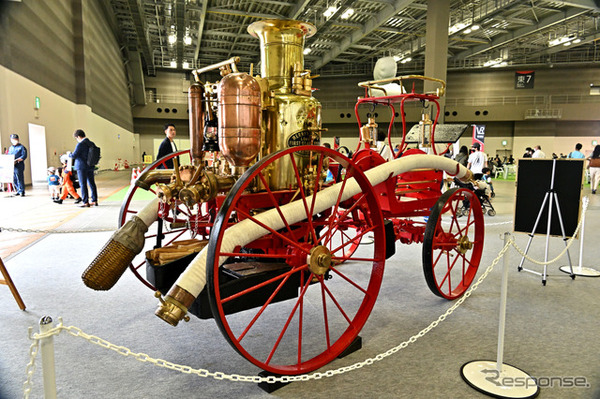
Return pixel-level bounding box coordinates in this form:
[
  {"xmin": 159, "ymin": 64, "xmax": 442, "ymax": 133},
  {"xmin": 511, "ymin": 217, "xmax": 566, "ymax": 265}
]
[
  {"xmin": 559, "ymin": 197, "xmax": 600, "ymax": 277},
  {"xmin": 0, "ymin": 256, "xmax": 26, "ymax": 310},
  {"xmin": 517, "ymin": 160, "xmax": 575, "ymax": 285},
  {"xmin": 461, "ymin": 233, "xmax": 539, "ymax": 398}
]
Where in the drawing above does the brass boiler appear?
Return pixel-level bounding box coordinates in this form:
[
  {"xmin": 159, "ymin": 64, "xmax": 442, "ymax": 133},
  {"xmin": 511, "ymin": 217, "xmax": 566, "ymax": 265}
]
[
  {"xmin": 218, "ymin": 73, "xmax": 262, "ymax": 175},
  {"xmin": 248, "ymin": 19, "xmax": 323, "ymax": 190}
]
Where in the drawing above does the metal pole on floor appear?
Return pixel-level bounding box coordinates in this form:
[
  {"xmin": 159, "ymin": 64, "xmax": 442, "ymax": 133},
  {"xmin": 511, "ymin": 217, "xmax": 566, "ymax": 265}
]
[
  {"xmin": 460, "ymin": 233, "xmax": 539, "ymax": 399},
  {"xmin": 39, "ymin": 316, "xmax": 57, "ymax": 399},
  {"xmin": 559, "ymin": 196, "xmax": 600, "ymax": 277}
]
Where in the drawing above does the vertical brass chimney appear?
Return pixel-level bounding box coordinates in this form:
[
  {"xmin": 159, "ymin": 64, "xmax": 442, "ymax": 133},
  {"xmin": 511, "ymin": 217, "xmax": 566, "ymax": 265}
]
[
  {"xmin": 248, "ymin": 20, "xmax": 316, "ymax": 93},
  {"xmin": 248, "ymin": 19, "xmax": 322, "ymax": 190}
]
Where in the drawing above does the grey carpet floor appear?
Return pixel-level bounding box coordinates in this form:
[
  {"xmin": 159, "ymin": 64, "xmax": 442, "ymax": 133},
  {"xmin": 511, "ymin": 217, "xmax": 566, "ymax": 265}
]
[{"xmin": 1, "ymin": 180, "xmax": 599, "ymax": 399}]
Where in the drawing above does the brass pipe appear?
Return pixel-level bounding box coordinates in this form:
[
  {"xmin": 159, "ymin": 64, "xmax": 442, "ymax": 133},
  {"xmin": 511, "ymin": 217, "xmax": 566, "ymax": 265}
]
[
  {"xmin": 135, "ymin": 169, "xmax": 174, "ymax": 190},
  {"xmin": 192, "ymin": 57, "xmax": 240, "ymax": 79},
  {"xmin": 188, "ymin": 83, "xmax": 205, "ymax": 165},
  {"xmin": 358, "ymin": 75, "xmax": 446, "ymax": 97}
]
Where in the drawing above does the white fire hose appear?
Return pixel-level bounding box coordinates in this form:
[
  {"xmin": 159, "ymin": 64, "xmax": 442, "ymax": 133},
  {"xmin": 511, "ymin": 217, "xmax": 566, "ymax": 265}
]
[{"xmin": 174, "ymin": 154, "xmax": 469, "ymax": 298}]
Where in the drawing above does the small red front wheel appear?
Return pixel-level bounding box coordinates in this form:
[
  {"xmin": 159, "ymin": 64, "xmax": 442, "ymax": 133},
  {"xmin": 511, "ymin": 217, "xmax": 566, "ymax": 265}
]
[{"xmin": 422, "ymin": 188, "xmax": 484, "ymax": 300}]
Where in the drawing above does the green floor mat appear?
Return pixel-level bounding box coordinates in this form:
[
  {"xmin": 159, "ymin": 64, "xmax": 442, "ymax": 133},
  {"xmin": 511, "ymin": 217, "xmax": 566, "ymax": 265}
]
[{"xmin": 104, "ymin": 186, "xmax": 157, "ymax": 202}]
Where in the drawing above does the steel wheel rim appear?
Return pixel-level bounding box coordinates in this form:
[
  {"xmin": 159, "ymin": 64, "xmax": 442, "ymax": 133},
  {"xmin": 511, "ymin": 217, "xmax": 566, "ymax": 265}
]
[{"xmin": 423, "ymin": 187, "xmax": 484, "ymax": 300}]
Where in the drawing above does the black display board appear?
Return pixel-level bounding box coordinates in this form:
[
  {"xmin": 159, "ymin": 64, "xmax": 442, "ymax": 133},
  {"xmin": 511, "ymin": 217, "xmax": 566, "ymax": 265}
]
[{"xmin": 514, "ymin": 159, "xmax": 584, "ymax": 237}]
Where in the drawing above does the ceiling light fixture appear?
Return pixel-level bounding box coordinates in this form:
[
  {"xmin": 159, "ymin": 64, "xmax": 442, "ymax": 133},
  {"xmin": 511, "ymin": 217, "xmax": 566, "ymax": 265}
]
[
  {"xmin": 401, "ymin": 57, "xmax": 412, "ymax": 64},
  {"xmin": 170, "ymin": 60, "xmax": 177, "ymax": 68},
  {"xmin": 184, "ymin": 35, "xmax": 192, "ymax": 45},
  {"xmin": 182, "ymin": 61, "xmax": 190, "ymax": 69},
  {"xmin": 324, "ymin": 6, "xmax": 338, "ymax": 18},
  {"xmin": 341, "ymin": 8, "xmax": 354, "ymax": 19},
  {"xmin": 168, "ymin": 33, "xmax": 177, "ymax": 44},
  {"xmin": 303, "ymin": 48, "xmax": 312, "ymax": 55}
]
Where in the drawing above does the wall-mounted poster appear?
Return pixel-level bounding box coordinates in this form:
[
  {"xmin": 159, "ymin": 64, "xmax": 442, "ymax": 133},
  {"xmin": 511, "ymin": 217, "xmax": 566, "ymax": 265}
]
[{"xmin": 515, "ymin": 71, "xmax": 535, "ymax": 89}]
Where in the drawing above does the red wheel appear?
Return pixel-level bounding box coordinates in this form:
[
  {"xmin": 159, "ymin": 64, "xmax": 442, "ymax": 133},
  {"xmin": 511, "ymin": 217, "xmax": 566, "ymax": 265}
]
[
  {"xmin": 119, "ymin": 150, "xmax": 213, "ymax": 290},
  {"xmin": 422, "ymin": 187, "xmax": 484, "ymax": 300},
  {"xmin": 206, "ymin": 146, "xmax": 386, "ymax": 375}
]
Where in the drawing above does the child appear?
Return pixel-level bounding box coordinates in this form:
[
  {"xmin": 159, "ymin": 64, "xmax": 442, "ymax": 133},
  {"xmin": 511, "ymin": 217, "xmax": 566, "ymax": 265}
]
[
  {"xmin": 481, "ymin": 167, "xmax": 495, "ymax": 198},
  {"xmin": 47, "ymin": 167, "xmax": 61, "ymax": 200},
  {"xmin": 54, "ymin": 163, "xmax": 82, "ymax": 204}
]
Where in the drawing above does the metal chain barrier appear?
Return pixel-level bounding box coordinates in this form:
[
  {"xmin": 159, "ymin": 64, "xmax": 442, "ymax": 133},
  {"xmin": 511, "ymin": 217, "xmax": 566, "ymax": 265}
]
[
  {"xmin": 1, "ymin": 226, "xmax": 116, "ymax": 234},
  {"xmin": 23, "ymin": 240, "xmax": 510, "ymax": 397}
]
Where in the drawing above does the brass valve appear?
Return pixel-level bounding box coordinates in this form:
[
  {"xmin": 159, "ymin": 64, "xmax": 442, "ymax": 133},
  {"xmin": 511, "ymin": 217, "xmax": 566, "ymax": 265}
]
[{"xmin": 360, "ymin": 117, "xmax": 378, "ymax": 145}]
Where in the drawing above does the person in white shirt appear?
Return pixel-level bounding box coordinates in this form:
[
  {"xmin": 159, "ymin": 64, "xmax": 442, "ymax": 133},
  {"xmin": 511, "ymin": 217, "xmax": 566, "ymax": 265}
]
[
  {"xmin": 376, "ymin": 130, "xmax": 394, "ymax": 161},
  {"xmin": 532, "ymin": 145, "xmax": 546, "ymax": 159},
  {"xmin": 467, "ymin": 142, "xmax": 488, "ymax": 180}
]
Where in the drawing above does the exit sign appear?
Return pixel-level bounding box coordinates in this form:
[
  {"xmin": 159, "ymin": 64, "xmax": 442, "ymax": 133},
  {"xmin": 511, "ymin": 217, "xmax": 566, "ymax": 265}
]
[{"xmin": 34, "ymin": 96, "xmax": 41, "ymax": 110}]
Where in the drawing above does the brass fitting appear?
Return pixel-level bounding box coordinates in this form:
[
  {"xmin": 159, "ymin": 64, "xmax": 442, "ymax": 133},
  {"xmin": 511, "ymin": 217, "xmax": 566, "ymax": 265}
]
[
  {"xmin": 135, "ymin": 169, "xmax": 173, "ymax": 190},
  {"xmin": 178, "ymin": 171, "xmax": 236, "ymax": 207},
  {"xmin": 154, "ymin": 285, "xmax": 196, "ymax": 326}
]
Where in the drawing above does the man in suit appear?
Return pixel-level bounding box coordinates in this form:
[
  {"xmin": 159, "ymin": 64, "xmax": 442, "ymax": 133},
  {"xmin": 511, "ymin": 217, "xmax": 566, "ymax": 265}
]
[
  {"xmin": 70, "ymin": 129, "xmax": 98, "ymax": 207},
  {"xmin": 156, "ymin": 123, "xmax": 178, "ymax": 169}
]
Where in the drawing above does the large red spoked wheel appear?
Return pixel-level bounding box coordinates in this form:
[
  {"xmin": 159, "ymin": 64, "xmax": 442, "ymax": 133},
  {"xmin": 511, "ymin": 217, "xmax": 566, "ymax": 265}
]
[
  {"xmin": 119, "ymin": 150, "xmax": 213, "ymax": 290},
  {"xmin": 206, "ymin": 146, "xmax": 386, "ymax": 375},
  {"xmin": 422, "ymin": 187, "xmax": 484, "ymax": 300}
]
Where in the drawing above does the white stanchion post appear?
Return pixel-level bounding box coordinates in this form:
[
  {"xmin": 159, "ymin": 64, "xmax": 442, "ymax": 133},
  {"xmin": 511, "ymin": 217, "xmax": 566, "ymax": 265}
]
[
  {"xmin": 39, "ymin": 316, "xmax": 57, "ymax": 399},
  {"xmin": 559, "ymin": 196, "xmax": 600, "ymax": 277},
  {"xmin": 461, "ymin": 233, "xmax": 540, "ymax": 399}
]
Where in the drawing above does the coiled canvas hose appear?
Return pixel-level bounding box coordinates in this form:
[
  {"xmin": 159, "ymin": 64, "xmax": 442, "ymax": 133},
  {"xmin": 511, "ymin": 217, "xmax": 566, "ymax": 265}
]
[
  {"xmin": 174, "ymin": 154, "xmax": 469, "ymax": 298},
  {"xmin": 82, "ymin": 198, "xmax": 160, "ymax": 290}
]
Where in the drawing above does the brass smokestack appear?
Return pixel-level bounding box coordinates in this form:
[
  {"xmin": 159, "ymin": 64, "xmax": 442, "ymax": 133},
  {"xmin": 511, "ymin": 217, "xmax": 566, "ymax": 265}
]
[{"xmin": 248, "ymin": 19, "xmax": 316, "ymax": 92}]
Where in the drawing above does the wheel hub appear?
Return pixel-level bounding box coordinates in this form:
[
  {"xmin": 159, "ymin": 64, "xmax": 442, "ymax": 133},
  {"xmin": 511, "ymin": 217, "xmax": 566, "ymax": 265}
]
[
  {"xmin": 457, "ymin": 235, "xmax": 473, "ymax": 254},
  {"xmin": 308, "ymin": 245, "xmax": 332, "ymax": 276}
]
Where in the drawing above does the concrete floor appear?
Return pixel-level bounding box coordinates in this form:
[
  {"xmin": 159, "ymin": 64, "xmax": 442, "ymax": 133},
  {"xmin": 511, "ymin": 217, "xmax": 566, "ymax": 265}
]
[{"xmin": 1, "ymin": 170, "xmax": 599, "ymax": 398}]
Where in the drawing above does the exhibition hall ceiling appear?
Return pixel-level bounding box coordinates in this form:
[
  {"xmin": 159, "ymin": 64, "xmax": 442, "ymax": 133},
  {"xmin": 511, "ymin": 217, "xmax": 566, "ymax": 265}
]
[{"xmin": 105, "ymin": 0, "xmax": 600, "ymax": 76}]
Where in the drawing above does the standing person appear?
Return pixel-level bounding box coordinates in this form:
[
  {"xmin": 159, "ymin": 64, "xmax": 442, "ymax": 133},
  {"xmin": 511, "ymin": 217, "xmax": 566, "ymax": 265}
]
[
  {"xmin": 156, "ymin": 123, "xmax": 178, "ymax": 169},
  {"xmin": 467, "ymin": 142, "xmax": 488, "ymax": 180},
  {"xmin": 8, "ymin": 134, "xmax": 27, "ymax": 196},
  {"xmin": 454, "ymin": 145, "xmax": 469, "ymax": 167},
  {"xmin": 532, "ymin": 145, "xmax": 546, "ymax": 158},
  {"xmin": 568, "ymin": 143, "xmax": 585, "ymax": 159},
  {"xmin": 47, "ymin": 167, "xmax": 61, "ymax": 201},
  {"xmin": 588, "ymin": 145, "xmax": 600, "ymax": 194},
  {"xmin": 376, "ymin": 130, "xmax": 393, "ymax": 161},
  {"xmin": 522, "ymin": 147, "xmax": 533, "ymax": 158},
  {"xmin": 70, "ymin": 129, "xmax": 98, "ymax": 207}
]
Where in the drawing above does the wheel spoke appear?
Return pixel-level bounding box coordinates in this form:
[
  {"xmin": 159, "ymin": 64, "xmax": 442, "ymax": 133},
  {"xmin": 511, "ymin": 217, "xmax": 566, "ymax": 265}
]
[
  {"xmin": 322, "ymin": 194, "xmax": 366, "ymax": 247},
  {"xmin": 319, "ymin": 275, "xmax": 331, "ymax": 351},
  {"xmin": 237, "ymin": 272, "xmax": 295, "ymax": 342},
  {"xmin": 235, "ymin": 208, "xmax": 311, "ymax": 255},
  {"xmin": 329, "ymin": 225, "xmax": 377, "ymax": 255},
  {"xmin": 325, "ymin": 165, "xmax": 352, "ymax": 241},
  {"xmin": 308, "ymin": 153, "xmax": 325, "ymax": 223},
  {"xmin": 329, "ymin": 267, "xmax": 369, "ymax": 295},
  {"xmin": 265, "ymin": 275, "xmax": 314, "ymax": 365},
  {"xmin": 289, "ymin": 154, "xmax": 318, "ymax": 244},
  {"xmin": 257, "ymin": 172, "xmax": 299, "ymax": 243},
  {"xmin": 320, "ymin": 277, "xmax": 353, "ymax": 326},
  {"xmin": 221, "ymin": 264, "xmax": 308, "ymax": 304},
  {"xmin": 220, "ymin": 252, "xmax": 294, "ymax": 259}
]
